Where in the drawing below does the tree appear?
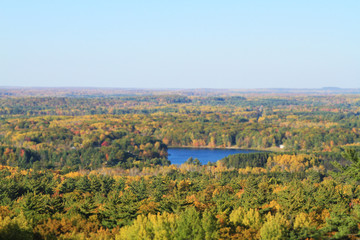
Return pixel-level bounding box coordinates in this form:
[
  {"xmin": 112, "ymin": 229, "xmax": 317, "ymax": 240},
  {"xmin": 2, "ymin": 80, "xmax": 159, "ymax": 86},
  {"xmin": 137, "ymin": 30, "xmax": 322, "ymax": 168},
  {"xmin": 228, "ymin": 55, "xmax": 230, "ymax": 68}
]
[
  {"xmin": 76, "ymin": 176, "xmax": 91, "ymax": 193},
  {"xmin": 202, "ymin": 209, "xmax": 219, "ymax": 240},
  {"xmin": 0, "ymin": 214, "xmax": 33, "ymax": 240},
  {"xmin": 174, "ymin": 207, "xmax": 204, "ymax": 240},
  {"xmin": 332, "ymin": 148, "xmax": 360, "ymax": 182},
  {"xmin": 259, "ymin": 213, "xmax": 289, "ymax": 240}
]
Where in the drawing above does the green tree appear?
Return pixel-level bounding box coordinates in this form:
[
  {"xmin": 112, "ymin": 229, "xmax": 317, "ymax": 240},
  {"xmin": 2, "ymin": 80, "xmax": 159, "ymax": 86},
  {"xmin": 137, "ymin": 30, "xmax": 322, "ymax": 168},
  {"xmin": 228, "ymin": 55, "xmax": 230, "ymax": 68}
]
[
  {"xmin": 175, "ymin": 207, "xmax": 205, "ymax": 240},
  {"xmin": 202, "ymin": 209, "xmax": 219, "ymax": 240}
]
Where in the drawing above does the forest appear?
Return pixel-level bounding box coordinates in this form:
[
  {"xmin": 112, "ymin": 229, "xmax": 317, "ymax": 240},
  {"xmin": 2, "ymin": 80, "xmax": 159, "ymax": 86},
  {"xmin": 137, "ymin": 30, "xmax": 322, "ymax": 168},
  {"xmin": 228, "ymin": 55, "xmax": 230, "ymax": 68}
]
[{"xmin": 0, "ymin": 89, "xmax": 360, "ymax": 239}]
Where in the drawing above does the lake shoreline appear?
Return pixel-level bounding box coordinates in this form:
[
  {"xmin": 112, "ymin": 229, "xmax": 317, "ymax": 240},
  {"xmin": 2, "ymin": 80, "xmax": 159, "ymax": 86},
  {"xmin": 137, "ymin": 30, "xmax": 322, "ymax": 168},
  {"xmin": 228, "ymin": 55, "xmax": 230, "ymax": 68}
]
[
  {"xmin": 168, "ymin": 147, "xmax": 267, "ymax": 165},
  {"xmin": 168, "ymin": 145, "xmax": 275, "ymax": 152}
]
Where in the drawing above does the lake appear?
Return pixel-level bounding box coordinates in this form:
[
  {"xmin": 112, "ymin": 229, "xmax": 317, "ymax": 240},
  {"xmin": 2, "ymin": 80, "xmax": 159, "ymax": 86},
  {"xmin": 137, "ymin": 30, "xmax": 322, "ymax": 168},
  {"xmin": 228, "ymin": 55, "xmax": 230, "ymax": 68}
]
[{"xmin": 168, "ymin": 148, "xmax": 259, "ymax": 165}]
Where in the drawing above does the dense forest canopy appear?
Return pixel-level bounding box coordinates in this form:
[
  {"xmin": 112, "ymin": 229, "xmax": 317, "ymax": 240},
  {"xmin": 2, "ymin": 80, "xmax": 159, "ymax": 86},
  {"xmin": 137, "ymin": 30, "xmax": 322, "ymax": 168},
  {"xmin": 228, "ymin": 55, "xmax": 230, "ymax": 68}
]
[{"xmin": 0, "ymin": 89, "xmax": 360, "ymax": 239}]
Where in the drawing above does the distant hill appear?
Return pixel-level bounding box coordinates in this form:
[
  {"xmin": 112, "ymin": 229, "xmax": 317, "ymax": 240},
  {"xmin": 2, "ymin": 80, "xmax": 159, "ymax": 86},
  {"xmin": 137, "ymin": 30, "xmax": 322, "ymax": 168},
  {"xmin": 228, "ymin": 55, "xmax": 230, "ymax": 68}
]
[{"xmin": 1, "ymin": 87, "xmax": 360, "ymax": 97}]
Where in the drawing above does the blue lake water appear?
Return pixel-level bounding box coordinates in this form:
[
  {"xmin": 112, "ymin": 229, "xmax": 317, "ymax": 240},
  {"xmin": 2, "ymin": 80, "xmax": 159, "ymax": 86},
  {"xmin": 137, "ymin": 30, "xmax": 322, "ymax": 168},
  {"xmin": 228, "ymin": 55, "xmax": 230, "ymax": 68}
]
[{"xmin": 168, "ymin": 148, "xmax": 259, "ymax": 165}]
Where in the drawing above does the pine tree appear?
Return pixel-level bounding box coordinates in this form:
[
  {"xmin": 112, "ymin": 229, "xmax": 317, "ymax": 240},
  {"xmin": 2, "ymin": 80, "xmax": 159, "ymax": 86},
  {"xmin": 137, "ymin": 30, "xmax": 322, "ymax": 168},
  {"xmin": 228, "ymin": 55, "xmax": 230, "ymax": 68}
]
[{"xmin": 175, "ymin": 207, "xmax": 205, "ymax": 240}]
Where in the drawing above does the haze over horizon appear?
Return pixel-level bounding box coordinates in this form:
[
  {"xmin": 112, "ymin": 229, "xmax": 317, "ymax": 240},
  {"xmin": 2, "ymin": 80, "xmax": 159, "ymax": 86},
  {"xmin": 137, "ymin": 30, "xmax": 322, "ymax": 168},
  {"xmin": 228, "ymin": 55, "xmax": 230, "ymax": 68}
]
[{"xmin": 1, "ymin": 1, "xmax": 359, "ymax": 89}]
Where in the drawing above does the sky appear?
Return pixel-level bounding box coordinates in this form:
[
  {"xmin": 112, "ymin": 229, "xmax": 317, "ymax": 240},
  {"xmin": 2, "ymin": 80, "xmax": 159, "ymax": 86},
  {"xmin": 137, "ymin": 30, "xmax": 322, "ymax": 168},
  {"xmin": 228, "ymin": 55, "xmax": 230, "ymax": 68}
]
[{"xmin": 1, "ymin": 1, "xmax": 359, "ymax": 89}]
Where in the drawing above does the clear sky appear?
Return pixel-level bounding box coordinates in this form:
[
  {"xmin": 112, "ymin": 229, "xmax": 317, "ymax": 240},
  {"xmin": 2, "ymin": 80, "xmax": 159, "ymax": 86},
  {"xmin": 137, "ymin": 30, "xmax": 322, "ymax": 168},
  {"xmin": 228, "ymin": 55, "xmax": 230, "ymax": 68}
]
[{"xmin": 1, "ymin": 1, "xmax": 359, "ymax": 88}]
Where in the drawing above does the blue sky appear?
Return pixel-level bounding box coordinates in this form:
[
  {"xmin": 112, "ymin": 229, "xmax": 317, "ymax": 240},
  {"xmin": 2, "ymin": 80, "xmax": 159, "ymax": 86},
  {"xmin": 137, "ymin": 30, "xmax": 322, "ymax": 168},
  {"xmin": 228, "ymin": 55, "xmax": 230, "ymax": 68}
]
[{"xmin": 1, "ymin": 1, "xmax": 359, "ymax": 88}]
